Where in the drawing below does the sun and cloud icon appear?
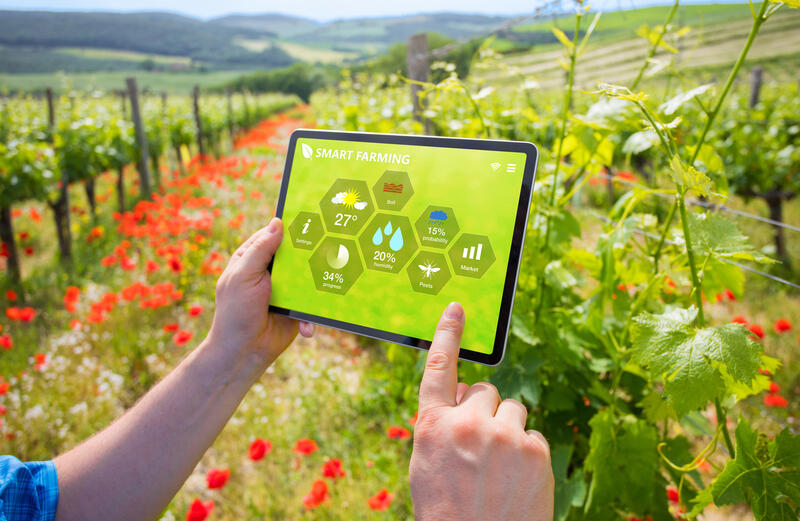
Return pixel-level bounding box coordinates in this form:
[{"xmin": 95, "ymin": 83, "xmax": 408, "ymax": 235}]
[{"xmin": 331, "ymin": 189, "xmax": 369, "ymax": 210}]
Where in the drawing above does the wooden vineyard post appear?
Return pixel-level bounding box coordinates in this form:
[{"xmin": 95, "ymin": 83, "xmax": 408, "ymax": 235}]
[
  {"xmin": 193, "ymin": 85, "xmax": 205, "ymax": 161},
  {"xmin": 749, "ymin": 66, "xmax": 763, "ymax": 108},
  {"xmin": 45, "ymin": 88, "xmax": 55, "ymax": 129},
  {"xmin": 407, "ymin": 33, "xmax": 432, "ymax": 134},
  {"xmin": 126, "ymin": 77, "xmax": 152, "ymax": 199}
]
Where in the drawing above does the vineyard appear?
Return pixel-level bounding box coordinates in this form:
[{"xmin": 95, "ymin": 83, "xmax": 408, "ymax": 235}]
[{"xmin": 1, "ymin": 0, "xmax": 800, "ymax": 520}]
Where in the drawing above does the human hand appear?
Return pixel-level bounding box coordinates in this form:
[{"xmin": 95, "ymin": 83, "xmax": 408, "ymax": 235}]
[
  {"xmin": 409, "ymin": 302, "xmax": 554, "ymax": 521},
  {"xmin": 207, "ymin": 218, "xmax": 313, "ymax": 366}
]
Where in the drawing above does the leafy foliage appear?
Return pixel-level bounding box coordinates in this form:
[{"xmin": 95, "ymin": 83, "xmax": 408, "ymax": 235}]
[{"xmin": 632, "ymin": 307, "xmax": 763, "ymax": 415}]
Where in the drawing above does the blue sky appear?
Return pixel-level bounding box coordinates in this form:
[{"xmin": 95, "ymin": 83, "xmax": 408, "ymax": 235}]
[{"xmin": 0, "ymin": 0, "xmax": 708, "ymax": 21}]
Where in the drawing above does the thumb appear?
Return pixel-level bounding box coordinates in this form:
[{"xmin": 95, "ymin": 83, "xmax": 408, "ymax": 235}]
[{"xmin": 238, "ymin": 218, "xmax": 284, "ymax": 275}]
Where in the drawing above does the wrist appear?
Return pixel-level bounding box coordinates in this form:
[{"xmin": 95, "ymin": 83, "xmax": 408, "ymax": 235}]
[{"xmin": 196, "ymin": 334, "xmax": 272, "ymax": 388}]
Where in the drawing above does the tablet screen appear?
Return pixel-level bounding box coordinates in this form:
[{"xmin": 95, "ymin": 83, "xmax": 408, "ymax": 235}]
[{"xmin": 270, "ymin": 131, "xmax": 534, "ymax": 361}]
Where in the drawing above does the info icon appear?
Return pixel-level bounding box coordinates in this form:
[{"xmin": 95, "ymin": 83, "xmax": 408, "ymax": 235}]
[
  {"xmin": 308, "ymin": 237, "xmax": 363, "ymax": 295},
  {"xmin": 288, "ymin": 211, "xmax": 323, "ymax": 250},
  {"xmin": 407, "ymin": 251, "xmax": 452, "ymax": 295},
  {"xmin": 448, "ymin": 234, "xmax": 495, "ymax": 278},
  {"xmin": 372, "ymin": 170, "xmax": 414, "ymax": 211}
]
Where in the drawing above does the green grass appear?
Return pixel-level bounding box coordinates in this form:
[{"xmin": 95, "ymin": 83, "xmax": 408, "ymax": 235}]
[{"xmin": 0, "ymin": 70, "xmax": 244, "ymax": 94}]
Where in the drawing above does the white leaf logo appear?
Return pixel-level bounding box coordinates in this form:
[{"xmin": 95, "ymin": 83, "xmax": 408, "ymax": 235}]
[{"xmin": 301, "ymin": 143, "xmax": 313, "ymax": 159}]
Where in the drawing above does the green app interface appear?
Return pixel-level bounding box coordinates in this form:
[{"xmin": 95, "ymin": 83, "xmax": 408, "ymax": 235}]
[{"xmin": 270, "ymin": 137, "xmax": 527, "ymax": 354}]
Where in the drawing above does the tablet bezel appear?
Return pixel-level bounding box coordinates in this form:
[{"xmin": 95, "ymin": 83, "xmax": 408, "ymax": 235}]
[{"xmin": 268, "ymin": 128, "xmax": 537, "ymax": 365}]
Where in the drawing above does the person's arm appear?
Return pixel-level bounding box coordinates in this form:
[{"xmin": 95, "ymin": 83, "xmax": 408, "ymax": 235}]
[
  {"xmin": 54, "ymin": 218, "xmax": 311, "ymax": 521},
  {"xmin": 409, "ymin": 302, "xmax": 554, "ymax": 521}
]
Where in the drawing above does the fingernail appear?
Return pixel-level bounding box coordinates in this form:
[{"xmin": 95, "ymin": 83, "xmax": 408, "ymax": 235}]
[
  {"xmin": 445, "ymin": 302, "xmax": 463, "ymax": 320},
  {"xmin": 267, "ymin": 218, "xmax": 280, "ymax": 233}
]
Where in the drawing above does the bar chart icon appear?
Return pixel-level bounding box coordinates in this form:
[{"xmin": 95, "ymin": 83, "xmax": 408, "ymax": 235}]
[{"xmin": 462, "ymin": 243, "xmax": 483, "ymax": 261}]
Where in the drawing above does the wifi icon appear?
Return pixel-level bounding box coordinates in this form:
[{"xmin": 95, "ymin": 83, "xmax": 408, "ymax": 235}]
[{"xmin": 490, "ymin": 162, "xmax": 501, "ymax": 171}]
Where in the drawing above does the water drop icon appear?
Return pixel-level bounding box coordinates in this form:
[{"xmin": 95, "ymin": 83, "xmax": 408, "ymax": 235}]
[
  {"xmin": 389, "ymin": 228, "xmax": 404, "ymax": 251},
  {"xmin": 372, "ymin": 227, "xmax": 383, "ymax": 246},
  {"xmin": 384, "ymin": 222, "xmax": 393, "ymax": 235}
]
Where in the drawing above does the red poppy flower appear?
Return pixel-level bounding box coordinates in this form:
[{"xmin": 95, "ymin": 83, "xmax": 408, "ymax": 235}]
[
  {"xmin": 0, "ymin": 382, "xmax": 9, "ymax": 395},
  {"xmin": 294, "ymin": 438, "xmax": 319, "ymax": 455},
  {"xmin": 146, "ymin": 260, "xmax": 160, "ymax": 273},
  {"xmin": 173, "ymin": 330, "xmax": 194, "ymax": 346},
  {"xmin": 189, "ymin": 305, "xmax": 204, "ymax": 317},
  {"xmin": 5, "ymin": 290, "xmax": 17, "ymax": 301},
  {"xmin": 101, "ymin": 255, "xmax": 117, "ymax": 267},
  {"xmin": 387, "ymin": 426, "xmax": 411, "ymax": 440},
  {"xmin": 367, "ymin": 489, "xmax": 395, "ymax": 511},
  {"xmin": 249, "ymin": 438, "xmax": 272, "ymax": 461},
  {"xmin": 205, "ymin": 468, "xmax": 230, "ymax": 490},
  {"xmin": 24, "ymin": 247, "xmax": 33, "ymax": 256},
  {"xmin": 29, "ymin": 208, "xmax": 41, "ymax": 222},
  {"xmin": 69, "ymin": 319, "xmax": 82, "ymax": 330},
  {"xmin": 748, "ymin": 324, "xmax": 764, "ymax": 339},
  {"xmin": 722, "ymin": 288, "xmax": 736, "ymax": 301},
  {"xmin": 163, "ymin": 323, "xmax": 180, "ymax": 333},
  {"xmin": 321, "ymin": 459, "xmax": 346, "ymax": 479},
  {"xmin": 774, "ymin": 318, "xmax": 791, "ymax": 333},
  {"xmin": 6, "ymin": 307, "xmax": 35, "ymax": 322},
  {"xmin": 0, "ymin": 334, "xmax": 12, "ymax": 350},
  {"xmin": 769, "ymin": 382, "xmax": 780, "ymax": 393},
  {"xmin": 302, "ymin": 480, "xmax": 328, "ymax": 509},
  {"xmin": 168, "ymin": 256, "xmax": 184, "ymax": 273},
  {"xmin": 731, "ymin": 316, "xmax": 747, "ymax": 324},
  {"xmin": 763, "ymin": 394, "xmax": 788, "ymax": 408},
  {"xmin": 186, "ymin": 499, "xmax": 214, "ymax": 521},
  {"xmin": 666, "ymin": 486, "xmax": 679, "ymax": 506},
  {"xmin": 87, "ymin": 226, "xmax": 104, "ymax": 242},
  {"xmin": 409, "ymin": 411, "xmax": 418, "ymax": 427}
]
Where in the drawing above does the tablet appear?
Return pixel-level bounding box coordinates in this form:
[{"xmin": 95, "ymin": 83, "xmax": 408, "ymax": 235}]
[{"xmin": 268, "ymin": 129, "xmax": 537, "ymax": 365}]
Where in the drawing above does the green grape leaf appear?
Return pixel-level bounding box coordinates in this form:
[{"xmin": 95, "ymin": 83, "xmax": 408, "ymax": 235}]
[
  {"xmin": 669, "ymin": 156, "xmax": 711, "ymax": 197},
  {"xmin": 701, "ymin": 418, "xmax": 800, "ymax": 520},
  {"xmin": 631, "ymin": 307, "xmax": 763, "ymax": 416},
  {"xmin": 623, "ymin": 129, "xmax": 659, "ymax": 154},
  {"xmin": 687, "ymin": 212, "xmax": 774, "ymax": 263},
  {"xmin": 490, "ymin": 345, "xmax": 544, "ymax": 407},
  {"xmin": 659, "ymin": 84, "xmax": 713, "ymax": 115},
  {"xmin": 585, "ymin": 410, "xmax": 660, "ymax": 514},
  {"xmin": 552, "ymin": 444, "xmax": 587, "ymax": 521}
]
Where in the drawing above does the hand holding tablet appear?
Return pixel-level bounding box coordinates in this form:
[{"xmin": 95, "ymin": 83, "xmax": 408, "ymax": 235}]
[{"xmin": 269, "ymin": 129, "xmax": 537, "ymax": 364}]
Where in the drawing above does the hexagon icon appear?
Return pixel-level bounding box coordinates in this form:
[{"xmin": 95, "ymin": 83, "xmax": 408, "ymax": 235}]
[
  {"xmin": 308, "ymin": 237, "xmax": 363, "ymax": 295},
  {"xmin": 288, "ymin": 211, "xmax": 324, "ymax": 250},
  {"xmin": 407, "ymin": 251, "xmax": 452, "ymax": 295},
  {"xmin": 414, "ymin": 205, "xmax": 460, "ymax": 249},
  {"xmin": 372, "ymin": 170, "xmax": 414, "ymax": 211},
  {"xmin": 448, "ymin": 234, "xmax": 496, "ymax": 279},
  {"xmin": 319, "ymin": 179, "xmax": 374, "ymax": 235},
  {"xmin": 358, "ymin": 213, "xmax": 418, "ymax": 273}
]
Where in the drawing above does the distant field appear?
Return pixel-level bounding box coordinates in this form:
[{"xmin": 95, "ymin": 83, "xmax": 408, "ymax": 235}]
[
  {"xmin": 276, "ymin": 42, "xmax": 359, "ymax": 64},
  {"xmin": 0, "ymin": 70, "xmax": 242, "ymax": 94},
  {"xmin": 485, "ymin": 5, "xmax": 800, "ymax": 89},
  {"xmin": 56, "ymin": 47, "xmax": 194, "ymax": 66}
]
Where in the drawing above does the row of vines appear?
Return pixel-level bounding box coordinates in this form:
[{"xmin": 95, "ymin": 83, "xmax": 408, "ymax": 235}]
[
  {"xmin": 312, "ymin": 0, "xmax": 799, "ymax": 519},
  {"xmin": 0, "ymin": 84, "xmax": 299, "ymax": 287}
]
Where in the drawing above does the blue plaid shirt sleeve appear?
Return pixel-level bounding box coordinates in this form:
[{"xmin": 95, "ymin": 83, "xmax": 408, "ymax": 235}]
[{"xmin": 0, "ymin": 456, "xmax": 59, "ymax": 521}]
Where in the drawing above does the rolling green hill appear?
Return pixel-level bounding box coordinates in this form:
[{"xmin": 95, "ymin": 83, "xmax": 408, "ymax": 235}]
[
  {"xmin": 0, "ymin": 10, "xmax": 294, "ymax": 72},
  {"xmin": 210, "ymin": 13, "xmax": 319, "ymax": 37}
]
